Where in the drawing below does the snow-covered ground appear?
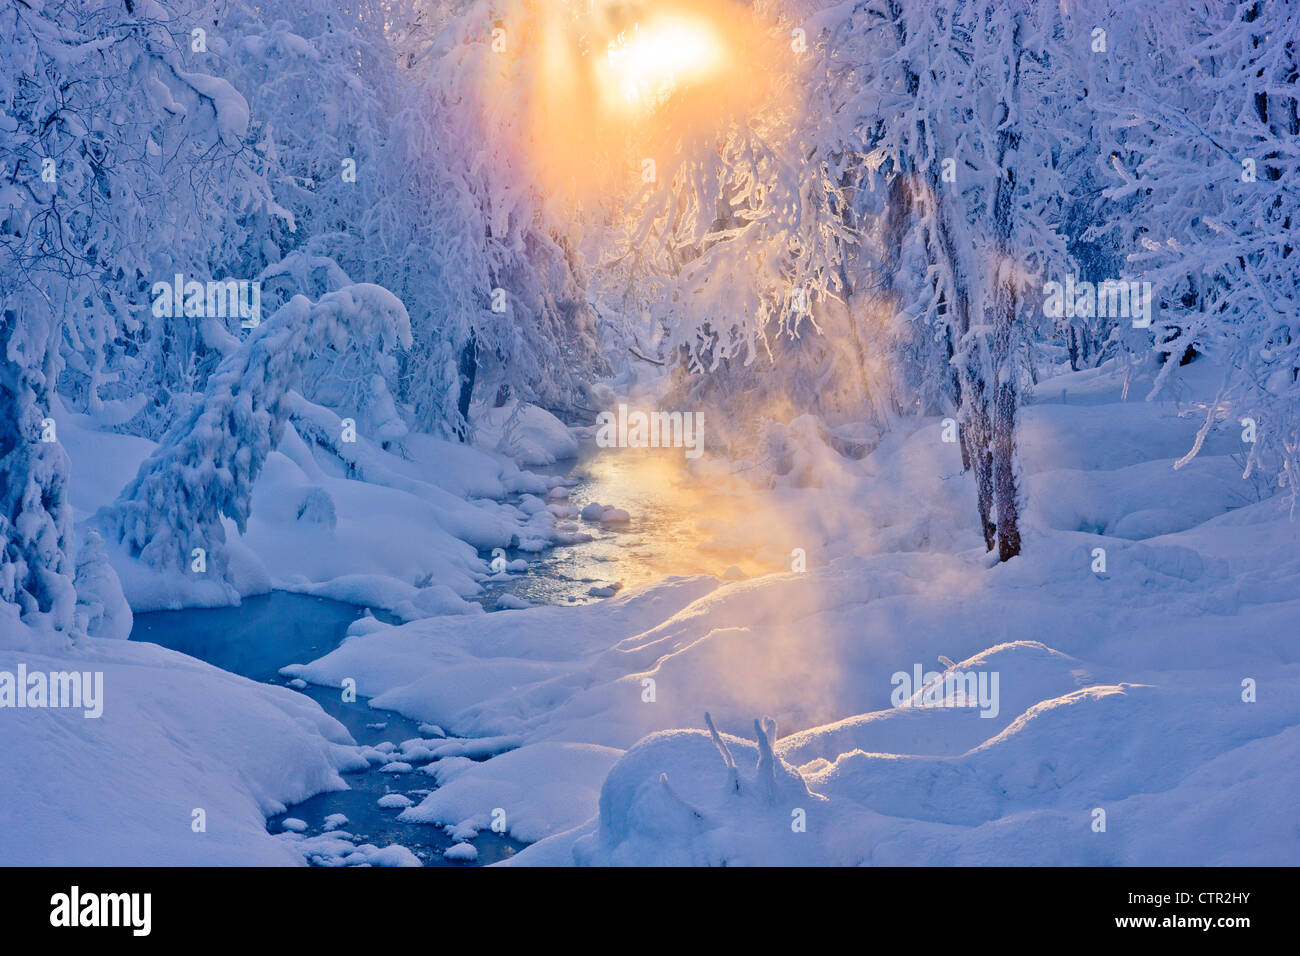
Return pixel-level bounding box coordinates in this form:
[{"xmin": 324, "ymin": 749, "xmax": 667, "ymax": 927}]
[
  {"xmin": 281, "ymin": 359, "xmax": 1300, "ymax": 865},
  {"xmin": 57, "ymin": 398, "xmax": 576, "ymax": 616},
  {"xmin": 1, "ymin": 399, "xmax": 577, "ymax": 865},
  {"xmin": 4, "ymin": 359, "xmax": 1296, "ymax": 865},
  {"xmin": 0, "ymin": 634, "xmax": 365, "ymax": 865}
]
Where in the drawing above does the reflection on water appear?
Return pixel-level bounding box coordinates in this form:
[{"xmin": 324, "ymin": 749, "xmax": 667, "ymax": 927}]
[
  {"xmin": 130, "ymin": 591, "xmax": 367, "ymax": 684},
  {"xmin": 476, "ymin": 439, "xmax": 784, "ymax": 609},
  {"xmin": 126, "ymin": 439, "xmax": 794, "ymax": 864}
]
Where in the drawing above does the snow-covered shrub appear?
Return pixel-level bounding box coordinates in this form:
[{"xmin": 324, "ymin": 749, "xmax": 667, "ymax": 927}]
[
  {"xmin": 0, "ymin": 309, "xmax": 76, "ymax": 643},
  {"xmin": 294, "ymin": 487, "xmax": 337, "ymax": 529},
  {"xmin": 73, "ymin": 531, "xmax": 132, "ymax": 641},
  {"xmin": 105, "ymin": 285, "xmax": 411, "ymax": 587}
]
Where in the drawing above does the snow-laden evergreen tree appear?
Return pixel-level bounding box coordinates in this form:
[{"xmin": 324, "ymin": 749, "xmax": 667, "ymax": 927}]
[
  {"xmin": 0, "ymin": 308, "xmax": 76, "ymax": 644},
  {"xmin": 105, "ymin": 285, "xmax": 410, "ymax": 593},
  {"xmin": 1, "ymin": 0, "xmax": 270, "ymax": 638}
]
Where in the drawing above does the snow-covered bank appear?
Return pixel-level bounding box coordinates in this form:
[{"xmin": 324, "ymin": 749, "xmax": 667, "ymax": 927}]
[
  {"xmin": 0, "ymin": 397, "xmax": 582, "ymax": 865},
  {"xmin": 9, "ymin": 357, "xmax": 1297, "ymax": 866},
  {"xmin": 0, "ymin": 635, "xmax": 365, "ymax": 865},
  {"xmin": 57, "ymin": 400, "xmax": 576, "ymax": 616},
  {"xmin": 283, "ymin": 361, "xmax": 1300, "ymax": 865}
]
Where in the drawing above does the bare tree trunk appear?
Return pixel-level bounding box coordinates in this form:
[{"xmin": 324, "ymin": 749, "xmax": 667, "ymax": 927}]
[
  {"xmin": 992, "ymin": 282, "xmax": 1022, "ymax": 561},
  {"xmin": 989, "ymin": 15, "xmax": 1024, "ymax": 561},
  {"xmin": 932, "ymin": 184, "xmax": 996, "ymax": 550},
  {"xmin": 962, "ymin": 376, "xmax": 998, "ymax": 551},
  {"xmin": 454, "ymin": 335, "xmax": 477, "ymax": 440},
  {"xmin": 893, "ymin": 0, "xmax": 1000, "ymax": 552},
  {"xmin": 932, "ymin": 178, "xmax": 996, "ymax": 551}
]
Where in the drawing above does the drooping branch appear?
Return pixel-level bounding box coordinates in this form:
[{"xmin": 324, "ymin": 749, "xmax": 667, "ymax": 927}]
[{"xmin": 104, "ymin": 285, "xmax": 411, "ymax": 582}]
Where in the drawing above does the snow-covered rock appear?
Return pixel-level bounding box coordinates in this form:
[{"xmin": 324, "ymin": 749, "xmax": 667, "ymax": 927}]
[{"xmin": 443, "ymin": 842, "xmax": 478, "ymax": 862}]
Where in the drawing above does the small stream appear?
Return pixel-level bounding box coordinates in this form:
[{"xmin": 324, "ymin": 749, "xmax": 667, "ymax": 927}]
[
  {"xmin": 130, "ymin": 592, "xmax": 525, "ymax": 866},
  {"xmin": 127, "ymin": 440, "xmax": 767, "ymax": 866},
  {"xmin": 473, "ymin": 438, "xmax": 774, "ymax": 611}
]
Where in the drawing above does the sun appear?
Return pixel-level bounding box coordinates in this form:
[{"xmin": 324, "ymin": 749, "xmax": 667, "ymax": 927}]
[
  {"xmin": 525, "ymin": 0, "xmax": 785, "ymax": 202},
  {"xmin": 599, "ymin": 16, "xmax": 728, "ymax": 111}
]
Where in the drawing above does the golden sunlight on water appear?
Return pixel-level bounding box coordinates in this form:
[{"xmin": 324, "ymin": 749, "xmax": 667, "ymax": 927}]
[
  {"xmin": 481, "ymin": 440, "xmax": 800, "ymax": 609},
  {"xmin": 573, "ymin": 444, "xmax": 779, "ymax": 586}
]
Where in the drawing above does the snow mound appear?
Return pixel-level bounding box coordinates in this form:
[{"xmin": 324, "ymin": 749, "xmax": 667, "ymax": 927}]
[
  {"xmin": 573, "ymin": 717, "xmax": 825, "ymax": 866},
  {"xmin": 0, "ymin": 638, "xmax": 365, "ymax": 865},
  {"xmin": 472, "ymin": 402, "xmax": 579, "ymax": 466},
  {"xmin": 443, "ymin": 842, "xmax": 478, "ymax": 862},
  {"xmin": 399, "ymin": 742, "xmax": 621, "ymax": 843},
  {"xmin": 281, "ymin": 831, "xmax": 422, "ymax": 867},
  {"xmin": 580, "ymin": 503, "xmax": 631, "ymax": 525}
]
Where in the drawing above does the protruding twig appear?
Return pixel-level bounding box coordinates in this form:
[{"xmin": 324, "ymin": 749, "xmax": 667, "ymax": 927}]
[
  {"xmin": 659, "ymin": 773, "xmax": 704, "ymax": 823},
  {"xmin": 705, "ymin": 711, "xmax": 740, "ymax": 793},
  {"xmin": 754, "ymin": 716, "xmax": 780, "ymax": 802},
  {"xmin": 629, "ymin": 346, "xmax": 665, "ymax": 366}
]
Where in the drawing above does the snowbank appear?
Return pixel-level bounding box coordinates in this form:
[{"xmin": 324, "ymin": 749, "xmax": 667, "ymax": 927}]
[
  {"xmin": 400, "ymin": 742, "xmax": 621, "ymax": 843},
  {"xmin": 471, "ymin": 401, "xmax": 580, "ymax": 466},
  {"xmin": 0, "ymin": 634, "xmax": 366, "ymax": 865},
  {"xmin": 287, "ymin": 360, "xmax": 1300, "ymax": 865},
  {"xmin": 56, "ymin": 404, "xmax": 565, "ymax": 615}
]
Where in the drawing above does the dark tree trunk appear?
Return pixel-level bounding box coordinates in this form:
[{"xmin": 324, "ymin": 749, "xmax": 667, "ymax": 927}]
[
  {"xmin": 455, "ymin": 336, "xmax": 477, "ymax": 440},
  {"xmin": 989, "ymin": 13, "xmax": 1024, "ymax": 561},
  {"xmin": 992, "ymin": 285, "xmax": 1022, "ymax": 562},
  {"xmin": 933, "ymin": 185, "xmax": 994, "ymax": 549},
  {"xmin": 961, "ymin": 381, "xmax": 997, "ymax": 552},
  {"xmin": 894, "ymin": 0, "xmax": 1005, "ymax": 554},
  {"xmin": 932, "ymin": 178, "xmax": 995, "ymax": 549}
]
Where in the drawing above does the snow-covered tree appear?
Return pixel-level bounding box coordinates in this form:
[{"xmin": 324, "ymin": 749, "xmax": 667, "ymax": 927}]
[
  {"xmin": 1, "ymin": 0, "xmax": 275, "ymax": 438},
  {"xmin": 648, "ymin": 0, "xmax": 1079, "ymax": 559},
  {"xmin": 0, "ymin": 307, "xmax": 76, "ymax": 642},
  {"xmin": 1, "ymin": 0, "xmax": 271, "ymax": 636},
  {"xmin": 370, "ymin": 0, "xmax": 611, "ymax": 435},
  {"xmin": 105, "ymin": 285, "xmax": 410, "ymax": 591},
  {"xmin": 1105, "ymin": 0, "xmax": 1299, "ymax": 495}
]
